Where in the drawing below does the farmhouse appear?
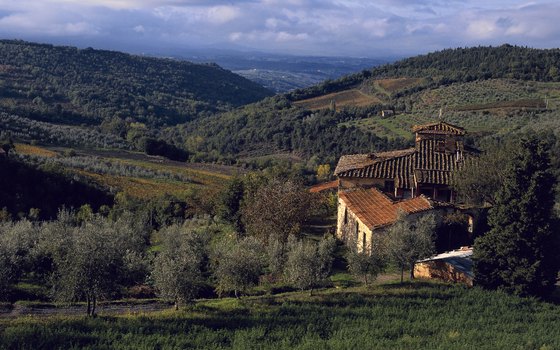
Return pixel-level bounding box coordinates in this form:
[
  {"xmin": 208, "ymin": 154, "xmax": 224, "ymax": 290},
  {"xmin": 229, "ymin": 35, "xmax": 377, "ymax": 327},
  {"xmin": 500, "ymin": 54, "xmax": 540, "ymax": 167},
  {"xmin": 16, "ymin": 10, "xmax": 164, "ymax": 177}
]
[{"xmin": 334, "ymin": 121, "xmax": 477, "ymax": 252}]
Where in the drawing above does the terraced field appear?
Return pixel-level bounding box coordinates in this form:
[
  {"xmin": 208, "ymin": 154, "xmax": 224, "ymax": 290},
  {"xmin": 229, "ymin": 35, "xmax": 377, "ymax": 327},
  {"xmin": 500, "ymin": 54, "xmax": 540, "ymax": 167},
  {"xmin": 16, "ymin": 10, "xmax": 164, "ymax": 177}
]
[
  {"xmin": 374, "ymin": 77, "xmax": 426, "ymax": 95},
  {"xmin": 14, "ymin": 144, "xmax": 242, "ymax": 200},
  {"xmin": 294, "ymin": 89, "xmax": 382, "ymax": 110}
]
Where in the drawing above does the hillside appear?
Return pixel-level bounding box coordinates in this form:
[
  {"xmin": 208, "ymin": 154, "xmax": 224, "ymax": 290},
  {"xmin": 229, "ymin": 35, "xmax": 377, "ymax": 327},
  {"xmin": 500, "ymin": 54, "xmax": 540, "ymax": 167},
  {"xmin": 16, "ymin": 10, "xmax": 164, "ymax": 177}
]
[
  {"xmin": 165, "ymin": 45, "xmax": 560, "ymax": 164},
  {"xmin": 0, "ymin": 40, "xmax": 273, "ymax": 126}
]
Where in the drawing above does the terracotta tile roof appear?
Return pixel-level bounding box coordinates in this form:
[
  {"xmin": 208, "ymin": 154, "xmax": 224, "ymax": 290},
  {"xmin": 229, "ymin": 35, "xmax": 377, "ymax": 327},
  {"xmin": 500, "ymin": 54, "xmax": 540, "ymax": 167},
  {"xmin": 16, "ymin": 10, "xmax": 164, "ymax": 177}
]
[
  {"xmin": 335, "ymin": 137, "xmax": 473, "ymax": 188},
  {"xmin": 339, "ymin": 187, "xmax": 433, "ymax": 229},
  {"xmin": 412, "ymin": 121, "xmax": 466, "ymax": 135},
  {"xmin": 309, "ymin": 180, "xmax": 339, "ymax": 193}
]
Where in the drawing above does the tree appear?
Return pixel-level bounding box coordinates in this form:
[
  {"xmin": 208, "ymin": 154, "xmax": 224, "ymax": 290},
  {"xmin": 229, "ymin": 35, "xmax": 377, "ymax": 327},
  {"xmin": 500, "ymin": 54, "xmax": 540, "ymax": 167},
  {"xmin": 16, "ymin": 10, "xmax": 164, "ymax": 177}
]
[
  {"xmin": 386, "ymin": 211, "xmax": 436, "ymax": 283},
  {"xmin": 216, "ymin": 176, "xmax": 245, "ymax": 233},
  {"xmin": 452, "ymin": 141, "xmax": 514, "ymax": 205},
  {"xmin": 283, "ymin": 235, "xmax": 336, "ymax": 295},
  {"xmin": 473, "ymin": 137, "xmax": 560, "ymax": 297},
  {"xmin": 212, "ymin": 236, "xmax": 265, "ymax": 298},
  {"xmin": 346, "ymin": 237, "xmax": 387, "ymax": 286},
  {"xmin": 316, "ymin": 164, "xmax": 331, "ymax": 182},
  {"xmin": 0, "ymin": 243, "xmax": 14, "ymax": 300},
  {"xmin": 152, "ymin": 224, "xmax": 207, "ymax": 310},
  {"xmin": 242, "ymin": 178, "xmax": 315, "ymax": 243},
  {"xmin": 45, "ymin": 214, "xmax": 146, "ymax": 316},
  {"xmin": 0, "ymin": 219, "xmax": 38, "ymax": 298}
]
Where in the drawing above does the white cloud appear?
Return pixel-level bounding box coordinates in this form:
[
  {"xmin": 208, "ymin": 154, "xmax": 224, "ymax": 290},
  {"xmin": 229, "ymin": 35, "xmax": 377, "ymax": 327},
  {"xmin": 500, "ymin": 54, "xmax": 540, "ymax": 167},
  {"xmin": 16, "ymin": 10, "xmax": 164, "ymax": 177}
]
[{"xmin": 0, "ymin": 0, "xmax": 558, "ymax": 56}]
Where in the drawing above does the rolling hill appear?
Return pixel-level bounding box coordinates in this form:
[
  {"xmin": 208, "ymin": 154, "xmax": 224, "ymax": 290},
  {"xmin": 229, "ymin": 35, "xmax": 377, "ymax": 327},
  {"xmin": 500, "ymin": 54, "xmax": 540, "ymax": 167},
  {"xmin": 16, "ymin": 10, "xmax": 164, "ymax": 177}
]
[
  {"xmin": 163, "ymin": 45, "xmax": 560, "ymax": 164},
  {"xmin": 0, "ymin": 40, "xmax": 273, "ymax": 126}
]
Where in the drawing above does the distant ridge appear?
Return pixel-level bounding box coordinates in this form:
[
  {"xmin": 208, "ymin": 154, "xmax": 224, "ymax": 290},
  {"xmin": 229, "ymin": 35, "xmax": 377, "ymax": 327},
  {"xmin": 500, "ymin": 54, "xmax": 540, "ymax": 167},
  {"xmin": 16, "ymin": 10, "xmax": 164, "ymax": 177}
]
[{"xmin": 289, "ymin": 44, "xmax": 560, "ymax": 101}]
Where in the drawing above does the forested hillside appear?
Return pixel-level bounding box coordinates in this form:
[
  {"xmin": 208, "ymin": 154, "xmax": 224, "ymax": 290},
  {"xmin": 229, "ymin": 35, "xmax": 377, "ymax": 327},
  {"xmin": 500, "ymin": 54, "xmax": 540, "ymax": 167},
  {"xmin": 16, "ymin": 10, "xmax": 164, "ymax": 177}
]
[
  {"xmin": 0, "ymin": 40, "xmax": 272, "ymax": 126},
  {"xmin": 289, "ymin": 44, "xmax": 560, "ymax": 101},
  {"xmin": 163, "ymin": 45, "xmax": 560, "ymax": 165}
]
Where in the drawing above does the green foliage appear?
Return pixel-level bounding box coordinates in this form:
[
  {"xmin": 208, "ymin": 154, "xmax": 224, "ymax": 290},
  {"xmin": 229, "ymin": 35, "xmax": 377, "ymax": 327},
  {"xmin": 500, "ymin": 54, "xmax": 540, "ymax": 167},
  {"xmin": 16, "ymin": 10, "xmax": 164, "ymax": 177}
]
[
  {"xmin": 0, "ymin": 40, "xmax": 272, "ymax": 126},
  {"xmin": 346, "ymin": 238, "xmax": 388, "ymax": 286},
  {"xmin": 43, "ymin": 213, "xmax": 148, "ymax": 316},
  {"xmin": 452, "ymin": 140, "xmax": 513, "ymax": 205},
  {"xmin": 162, "ymin": 96, "xmax": 408, "ymax": 164},
  {"xmin": 152, "ymin": 224, "xmax": 208, "ymax": 309},
  {"xmin": 0, "ymin": 220, "xmax": 36, "ymax": 300},
  {"xmin": 1, "ymin": 284, "xmax": 560, "ymax": 349},
  {"xmin": 473, "ymin": 137, "xmax": 560, "ymax": 297},
  {"xmin": 143, "ymin": 138, "xmax": 188, "ymax": 162},
  {"xmin": 288, "ymin": 45, "xmax": 560, "ymax": 102},
  {"xmin": 386, "ymin": 212, "xmax": 436, "ymax": 282},
  {"xmin": 283, "ymin": 235, "xmax": 336, "ymax": 293},
  {"xmin": 216, "ymin": 176, "xmax": 245, "ymax": 233},
  {"xmin": 0, "ymin": 113, "xmax": 131, "ymax": 149},
  {"xmin": 212, "ymin": 236, "xmax": 265, "ymax": 297}
]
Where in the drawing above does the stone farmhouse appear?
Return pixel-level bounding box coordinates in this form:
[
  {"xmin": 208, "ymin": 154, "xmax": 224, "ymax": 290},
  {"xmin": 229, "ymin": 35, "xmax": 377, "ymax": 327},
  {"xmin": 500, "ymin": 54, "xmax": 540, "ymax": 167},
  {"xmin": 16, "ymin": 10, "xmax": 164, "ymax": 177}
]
[{"xmin": 334, "ymin": 121, "xmax": 479, "ymax": 253}]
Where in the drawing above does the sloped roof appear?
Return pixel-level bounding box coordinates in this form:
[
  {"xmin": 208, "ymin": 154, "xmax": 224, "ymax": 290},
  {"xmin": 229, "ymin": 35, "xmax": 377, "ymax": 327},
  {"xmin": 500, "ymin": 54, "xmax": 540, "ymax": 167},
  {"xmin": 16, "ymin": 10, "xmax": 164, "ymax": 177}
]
[
  {"xmin": 309, "ymin": 180, "xmax": 339, "ymax": 193},
  {"xmin": 339, "ymin": 187, "xmax": 433, "ymax": 229},
  {"xmin": 334, "ymin": 149, "xmax": 416, "ymax": 176},
  {"xmin": 412, "ymin": 121, "xmax": 466, "ymax": 135},
  {"xmin": 336, "ymin": 138, "xmax": 469, "ymax": 187}
]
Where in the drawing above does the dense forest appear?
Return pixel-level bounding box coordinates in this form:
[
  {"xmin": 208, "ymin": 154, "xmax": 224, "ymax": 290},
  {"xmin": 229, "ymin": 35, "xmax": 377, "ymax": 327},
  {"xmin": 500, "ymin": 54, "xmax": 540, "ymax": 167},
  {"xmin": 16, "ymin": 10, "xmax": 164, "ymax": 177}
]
[{"xmin": 0, "ymin": 40, "xmax": 272, "ymax": 126}]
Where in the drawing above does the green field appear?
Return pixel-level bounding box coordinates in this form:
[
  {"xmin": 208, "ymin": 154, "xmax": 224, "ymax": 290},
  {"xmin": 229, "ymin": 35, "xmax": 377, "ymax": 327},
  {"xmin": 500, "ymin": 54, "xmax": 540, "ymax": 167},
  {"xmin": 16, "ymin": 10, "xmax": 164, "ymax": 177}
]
[{"xmin": 1, "ymin": 282, "xmax": 559, "ymax": 350}]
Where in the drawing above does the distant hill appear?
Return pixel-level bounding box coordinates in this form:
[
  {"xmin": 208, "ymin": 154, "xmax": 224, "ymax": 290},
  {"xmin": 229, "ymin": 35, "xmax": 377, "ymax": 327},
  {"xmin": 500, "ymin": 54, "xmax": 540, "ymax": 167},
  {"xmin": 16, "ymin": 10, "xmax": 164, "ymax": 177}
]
[
  {"xmin": 178, "ymin": 50, "xmax": 391, "ymax": 92},
  {"xmin": 164, "ymin": 45, "xmax": 560, "ymax": 164},
  {"xmin": 0, "ymin": 40, "xmax": 273, "ymax": 126},
  {"xmin": 288, "ymin": 44, "xmax": 560, "ymax": 101}
]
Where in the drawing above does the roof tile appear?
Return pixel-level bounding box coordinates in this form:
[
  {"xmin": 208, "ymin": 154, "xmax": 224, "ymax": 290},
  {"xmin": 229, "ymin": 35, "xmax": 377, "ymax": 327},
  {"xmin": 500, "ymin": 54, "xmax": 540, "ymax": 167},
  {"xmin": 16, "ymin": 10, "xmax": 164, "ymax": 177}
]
[{"xmin": 339, "ymin": 187, "xmax": 433, "ymax": 229}]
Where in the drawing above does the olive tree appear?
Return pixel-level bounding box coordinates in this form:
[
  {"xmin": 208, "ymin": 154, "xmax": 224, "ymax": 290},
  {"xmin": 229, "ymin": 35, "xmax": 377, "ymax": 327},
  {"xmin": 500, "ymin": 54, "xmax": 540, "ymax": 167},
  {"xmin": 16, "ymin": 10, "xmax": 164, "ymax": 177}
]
[
  {"xmin": 212, "ymin": 236, "xmax": 265, "ymax": 298},
  {"xmin": 44, "ymin": 213, "xmax": 147, "ymax": 316},
  {"xmin": 346, "ymin": 237, "xmax": 387, "ymax": 286},
  {"xmin": 0, "ymin": 219, "xmax": 38, "ymax": 299},
  {"xmin": 284, "ymin": 235, "xmax": 336, "ymax": 295},
  {"xmin": 386, "ymin": 211, "xmax": 436, "ymax": 283},
  {"xmin": 152, "ymin": 224, "xmax": 208, "ymax": 310}
]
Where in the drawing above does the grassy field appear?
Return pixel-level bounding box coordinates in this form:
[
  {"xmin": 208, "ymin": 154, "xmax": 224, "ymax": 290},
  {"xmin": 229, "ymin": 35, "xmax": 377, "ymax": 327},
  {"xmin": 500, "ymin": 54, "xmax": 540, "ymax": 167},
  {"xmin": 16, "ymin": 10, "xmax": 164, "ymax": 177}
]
[
  {"xmin": 1, "ymin": 282, "xmax": 559, "ymax": 350},
  {"xmin": 294, "ymin": 89, "xmax": 382, "ymax": 110}
]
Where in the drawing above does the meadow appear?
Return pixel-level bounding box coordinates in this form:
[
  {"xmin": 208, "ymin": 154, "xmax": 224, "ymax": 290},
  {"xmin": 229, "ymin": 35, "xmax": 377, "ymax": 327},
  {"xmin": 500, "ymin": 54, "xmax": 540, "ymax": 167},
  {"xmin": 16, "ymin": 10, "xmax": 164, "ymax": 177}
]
[{"xmin": 1, "ymin": 282, "xmax": 559, "ymax": 350}]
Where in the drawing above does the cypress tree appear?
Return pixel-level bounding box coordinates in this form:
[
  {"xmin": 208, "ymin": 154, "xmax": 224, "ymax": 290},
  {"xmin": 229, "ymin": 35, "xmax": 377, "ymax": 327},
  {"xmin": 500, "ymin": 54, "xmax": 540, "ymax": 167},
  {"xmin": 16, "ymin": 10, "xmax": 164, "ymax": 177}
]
[{"xmin": 473, "ymin": 136, "xmax": 559, "ymax": 297}]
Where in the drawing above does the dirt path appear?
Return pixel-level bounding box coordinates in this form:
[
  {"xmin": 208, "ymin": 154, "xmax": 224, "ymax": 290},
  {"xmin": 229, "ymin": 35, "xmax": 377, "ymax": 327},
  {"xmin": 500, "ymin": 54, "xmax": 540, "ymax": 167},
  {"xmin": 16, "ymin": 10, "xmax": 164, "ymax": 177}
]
[{"xmin": 0, "ymin": 300, "xmax": 173, "ymax": 319}]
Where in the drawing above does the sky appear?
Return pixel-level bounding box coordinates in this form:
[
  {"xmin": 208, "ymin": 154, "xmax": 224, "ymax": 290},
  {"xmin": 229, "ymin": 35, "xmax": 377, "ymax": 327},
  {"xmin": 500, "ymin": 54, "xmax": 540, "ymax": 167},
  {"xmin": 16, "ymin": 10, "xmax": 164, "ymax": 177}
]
[{"xmin": 0, "ymin": 0, "xmax": 559, "ymax": 58}]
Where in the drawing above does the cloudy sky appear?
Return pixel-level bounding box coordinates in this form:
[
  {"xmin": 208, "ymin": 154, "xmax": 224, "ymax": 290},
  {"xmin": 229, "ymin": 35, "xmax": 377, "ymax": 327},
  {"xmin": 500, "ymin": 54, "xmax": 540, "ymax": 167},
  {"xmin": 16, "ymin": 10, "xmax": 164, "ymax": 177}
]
[{"xmin": 0, "ymin": 0, "xmax": 558, "ymax": 57}]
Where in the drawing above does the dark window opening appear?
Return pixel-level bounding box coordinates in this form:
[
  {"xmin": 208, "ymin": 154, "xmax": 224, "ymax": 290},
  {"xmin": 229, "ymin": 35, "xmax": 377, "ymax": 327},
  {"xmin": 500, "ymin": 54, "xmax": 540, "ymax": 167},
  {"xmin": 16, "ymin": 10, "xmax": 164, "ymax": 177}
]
[{"xmin": 384, "ymin": 180, "xmax": 395, "ymax": 193}]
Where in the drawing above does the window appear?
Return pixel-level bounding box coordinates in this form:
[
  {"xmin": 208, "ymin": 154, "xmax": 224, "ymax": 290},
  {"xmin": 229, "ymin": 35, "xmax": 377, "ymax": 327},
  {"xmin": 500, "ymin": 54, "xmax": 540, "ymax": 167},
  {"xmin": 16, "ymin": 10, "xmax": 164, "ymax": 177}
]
[
  {"xmin": 343, "ymin": 207, "xmax": 348, "ymax": 225},
  {"xmin": 384, "ymin": 180, "xmax": 395, "ymax": 193},
  {"xmin": 355, "ymin": 222, "xmax": 359, "ymax": 242},
  {"xmin": 436, "ymin": 140, "xmax": 446, "ymax": 152},
  {"xmin": 362, "ymin": 231, "xmax": 367, "ymax": 252}
]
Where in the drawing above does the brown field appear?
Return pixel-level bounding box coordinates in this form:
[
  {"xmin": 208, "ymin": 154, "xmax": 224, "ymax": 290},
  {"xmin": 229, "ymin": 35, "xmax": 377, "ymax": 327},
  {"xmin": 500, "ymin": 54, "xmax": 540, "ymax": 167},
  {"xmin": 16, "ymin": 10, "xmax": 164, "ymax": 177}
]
[
  {"xmin": 454, "ymin": 98, "xmax": 546, "ymax": 111},
  {"xmin": 15, "ymin": 143, "xmax": 58, "ymax": 157},
  {"xmin": 73, "ymin": 169, "xmax": 197, "ymax": 200},
  {"xmin": 376, "ymin": 78, "xmax": 425, "ymax": 93},
  {"xmin": 294, "ymin": 89, "xmax": 382, "ymax": 110}
]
